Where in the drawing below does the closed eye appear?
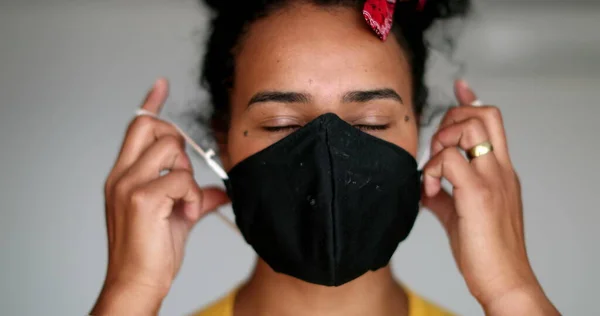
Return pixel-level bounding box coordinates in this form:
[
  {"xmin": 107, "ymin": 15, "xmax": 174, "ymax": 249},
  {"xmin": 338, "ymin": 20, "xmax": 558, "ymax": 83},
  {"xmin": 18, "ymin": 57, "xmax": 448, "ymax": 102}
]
[
  {"xmin": 354, "ymin": 124, "xmax": 389, "ymax": 131},
  {"xmin": 262, "ymin": 125, "xmax": 302, "ymax": 132},
  {"xmin": 263, "ymin": 124, "xmax": 390, "ymax": 133}
]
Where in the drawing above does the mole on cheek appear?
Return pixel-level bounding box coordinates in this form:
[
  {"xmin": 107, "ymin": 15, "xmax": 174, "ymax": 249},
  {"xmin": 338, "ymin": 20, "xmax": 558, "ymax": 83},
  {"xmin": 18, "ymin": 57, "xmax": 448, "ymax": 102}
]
[
  {"xmin": 404, "ymin": 115, "xmax": 410, "ymax": 122},
  {"xmin": 243, "ymin": 130, "xmax": 249, "ymax": 137}
]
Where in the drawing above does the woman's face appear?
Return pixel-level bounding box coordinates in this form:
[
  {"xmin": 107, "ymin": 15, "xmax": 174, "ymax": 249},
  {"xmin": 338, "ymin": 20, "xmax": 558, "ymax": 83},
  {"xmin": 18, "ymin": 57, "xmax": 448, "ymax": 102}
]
[{"xmin": 223, "ymin": 3, "xmax": 418, "ymax": 169}]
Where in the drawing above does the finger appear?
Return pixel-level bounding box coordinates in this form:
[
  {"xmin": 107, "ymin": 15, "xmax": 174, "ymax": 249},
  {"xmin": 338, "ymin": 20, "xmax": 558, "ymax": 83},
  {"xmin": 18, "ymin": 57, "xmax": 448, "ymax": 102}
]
[
  {"xmin": 131, "ymin": 171, "xmax": 228, "ymax": 222},
  {"xmin": 141, "ymin": 78, "xmax": 169, "ymax": 115},
  {"xmin": 103, "ymin": 187, "xmax": 116, "ymax": 245},
  {"xmin": 130, "ymin": 170, "xmax": 200, "ymax": 221},
  {"xmin": 113, "ymin": 78, "xmax": 172, "ymax": 164},
  {"xmin": 113, "ymin": 118, "xmax": 185, "ymax": 187},
  {"xmin": 432, "ymin": 117, "xmax": 490, "ymax": 157},
  {"xmin": 454, "ymin": 80, "xmax": 510, "ymax": 165},
  {"xmin": 421, "ymin": 188, "xmax": 455, "ymax": 231},
  {"xmin": 121, "ymin": 135, "xmax": 190, "ymax": 188},
  {"xmin": 439, "ymin": 106, "xmax": 511, "ymax": 168},
  {"xmin": 430, "ymin": 117, "xmax": 501, "ymax": 176},
  {"xmin": 198, "ymin": 187, "xmax": 231, "ymax": 216},
  {"xmin": 423, "ymin": 147, "xmax": 480, "ymax": 199},
  {"xmin": 455, "ymin": 79, "xmax": 479, "ymax": 106}
]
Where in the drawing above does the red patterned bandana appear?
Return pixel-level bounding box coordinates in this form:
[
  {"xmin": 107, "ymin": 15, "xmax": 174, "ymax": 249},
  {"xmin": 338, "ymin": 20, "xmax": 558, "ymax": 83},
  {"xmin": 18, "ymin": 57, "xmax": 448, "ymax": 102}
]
[
  {"xmin": 363, "ymin": 0, "xmax": 426, "ymax": 41},
  {"xmin": 362, "ymin": 0, "xmax": 397, "ymax": 41}
]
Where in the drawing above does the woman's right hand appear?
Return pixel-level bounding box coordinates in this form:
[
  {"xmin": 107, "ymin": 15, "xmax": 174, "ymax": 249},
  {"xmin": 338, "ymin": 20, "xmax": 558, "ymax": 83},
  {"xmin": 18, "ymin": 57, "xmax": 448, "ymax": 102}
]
[{"xmin": 91, "ymin": 79, "xmax": 230, "ymax": 315}]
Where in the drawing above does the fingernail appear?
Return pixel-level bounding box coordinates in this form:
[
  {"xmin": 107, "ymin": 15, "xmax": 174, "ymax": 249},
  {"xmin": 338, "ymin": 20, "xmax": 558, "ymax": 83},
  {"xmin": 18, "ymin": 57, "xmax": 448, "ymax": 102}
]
[
  {"xmin": 471, "ymin": 100, "xmax": 483, "ymax": 106},
  {"xmin": 458, "ymin": 79, "xmax": 470, "ymax": 89}
]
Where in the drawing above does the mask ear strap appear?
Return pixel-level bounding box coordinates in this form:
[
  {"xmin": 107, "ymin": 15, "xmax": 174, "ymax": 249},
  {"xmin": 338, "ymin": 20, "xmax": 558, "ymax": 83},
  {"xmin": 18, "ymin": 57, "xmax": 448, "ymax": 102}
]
[
  {"xmin": 136, "ymin": 109, "xmax": 229, "ymax": 180},
  {"xmin": 214, "ymin": 211, "xmax": 240, "ymax": 233},
  {"xmin": 134, "ymin": 109, "xmax": 240, "ymax": 234}
]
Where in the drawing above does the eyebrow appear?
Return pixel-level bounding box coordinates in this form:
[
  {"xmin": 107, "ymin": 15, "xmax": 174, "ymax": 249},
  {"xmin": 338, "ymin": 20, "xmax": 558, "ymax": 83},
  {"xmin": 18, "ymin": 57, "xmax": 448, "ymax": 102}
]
[
  {"xmin": 342, "ymin": 89, "xmax": 403, "ymax": 104},
  {"xmin": 247, "ymin": 88, "xmax": 403, "ymax": 107},
  {"xmin": 248, "ymin": 91, "xmax": 311, "ymax": 106}
]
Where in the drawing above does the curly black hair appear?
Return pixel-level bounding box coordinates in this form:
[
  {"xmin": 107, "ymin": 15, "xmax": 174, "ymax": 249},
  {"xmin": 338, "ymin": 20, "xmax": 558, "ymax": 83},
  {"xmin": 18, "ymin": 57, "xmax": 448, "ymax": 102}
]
[{"xmin": 200, "ymin": 0, "xmax": 471, "ymax": 133}]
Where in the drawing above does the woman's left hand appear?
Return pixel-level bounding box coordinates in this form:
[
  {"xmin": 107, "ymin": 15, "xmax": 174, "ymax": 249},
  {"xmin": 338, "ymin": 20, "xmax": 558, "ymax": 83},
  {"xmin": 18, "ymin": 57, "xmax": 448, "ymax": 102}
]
[{"xmin": 422, "ymin": 80, "xmax": 559, "ymax": 315}]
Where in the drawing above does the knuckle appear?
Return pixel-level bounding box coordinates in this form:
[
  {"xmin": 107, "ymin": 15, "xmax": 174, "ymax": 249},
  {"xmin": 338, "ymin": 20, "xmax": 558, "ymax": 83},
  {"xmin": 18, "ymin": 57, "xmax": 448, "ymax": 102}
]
[
  {"xmin": 431, "ymin": 129, "xmax": 444, "ymax": 145},
  {"xmin": 129, "ymin": 188, "xmax": 150, "ymax": 209},
  {"xmin": 473, "ymin": 182, "xmax": 493, "ymax": 200},
  {"xmin": 114, "ymin": 177, "xmax": 132, "ymax": 199},
  {"xmin": 104, "ymin": 177, "xmax": 113, "ymax": 197},
  {"xmin": 441, "ymin": 107, "xmax": 461, "ymax": 126},
  {"xmin": 175, "ymin": 170, "xmax": 197, "ymax": 188},
  {"xmin": 128, "ymin": 115, "xmax": 155, "ymax": 134},
  {"xmin": 441, "ymin": 147, "xmax": 462, "ymax": 161},
  {"xmin": 433, "ymin": 124, "xmax": 454, "ymax": 144},
  {"xmin": 154, "ymin": 136, "xmax": 185, "ymax": 160},
  {"xmin": 485, "ymin": 106, "xmax": 503, "ymax": 122},
  {"xmin": 436, "ymin": 147, "xmax": 464, "ymax": 167},
  {"xmin": 191, "ymin": 183, "xmax": 204, "ymax": 200},
  {"xmin": 181, "ymin": 154, "xmax": 193, "ymax": 170},
  {"xmin": 465, "ymin": 118, "xmax": 487, "ymax": 143},
  {"xmin": 446, "ymin": 106, "xmax": 461, "ymax": 118},
  {"xmin": 173, "ymin": 169, "xmax": 194, "ymax": 182},
  {"xmin": 161, "ymin": 134, "xmax": 184, "ymax": 150},
  {"xmin": 466, "ymin": 117, "xmax": 485, "ymax": 133},
  {"xmin": 510, "ymin": 170, "xmax": 522, "ymax": 189},
  {"xmin": 160, "ymin": 137, "xmax": 189, "ymax": 168}
]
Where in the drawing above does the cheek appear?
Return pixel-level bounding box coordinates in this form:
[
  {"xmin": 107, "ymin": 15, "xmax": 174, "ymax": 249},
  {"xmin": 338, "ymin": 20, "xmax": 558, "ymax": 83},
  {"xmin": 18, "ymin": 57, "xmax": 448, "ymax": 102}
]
[
  {"xmin": 225, "ymin": 117, "xmax": 274, "ymax": 170},
  {"xmin": 223, "ymin": 97, "xmax": 259, "ymax": 170},
  {"xmin": 391, "ymin": 123, "xmax": 419, "ymax": 159},
  {"xmin": 407, "ymin": 111, "xmax": 420, "ymax": 157},
  {"xmin": 381, "ymin": 107, "xmax": 419, "ymax": 159},
  {"xmin": 409, "ymin": 121, "xmax": 420, "ymax": 158}
]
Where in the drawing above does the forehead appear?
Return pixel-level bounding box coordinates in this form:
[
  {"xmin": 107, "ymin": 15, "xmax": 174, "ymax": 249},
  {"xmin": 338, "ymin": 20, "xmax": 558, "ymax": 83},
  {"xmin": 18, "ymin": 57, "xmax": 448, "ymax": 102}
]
[{"xmin": 233, "ymin": 3, "xmax": 412, "ymax": 98}]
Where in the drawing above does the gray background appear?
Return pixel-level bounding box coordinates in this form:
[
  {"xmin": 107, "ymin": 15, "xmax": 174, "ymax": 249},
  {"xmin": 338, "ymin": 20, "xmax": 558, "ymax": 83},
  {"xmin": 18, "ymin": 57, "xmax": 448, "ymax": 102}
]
[{"xmin": 1, "ymin": 0, "xmax": 599, "ymax": 315}]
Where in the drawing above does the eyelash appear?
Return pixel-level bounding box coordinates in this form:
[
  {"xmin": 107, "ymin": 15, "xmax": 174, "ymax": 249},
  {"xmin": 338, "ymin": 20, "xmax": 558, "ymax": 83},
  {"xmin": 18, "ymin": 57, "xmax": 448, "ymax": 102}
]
[
  {"xmin": 354, "ymin": 124, "xmax": 389, "ymax": 131},
  {"xmin": 262, "ymin": 125, "xmax": 301, "ymax": 132},
  {"xmin": 263, "ymin": 124, "xmax": 389, "ymax": 132}
]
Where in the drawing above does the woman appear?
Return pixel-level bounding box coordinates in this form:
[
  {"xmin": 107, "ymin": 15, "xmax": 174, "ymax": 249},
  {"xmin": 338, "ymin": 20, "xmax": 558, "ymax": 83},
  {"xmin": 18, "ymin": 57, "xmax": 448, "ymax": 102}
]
[{"xmin": 92, "ymin": 0, "xmax": 560, "ymax": 315}]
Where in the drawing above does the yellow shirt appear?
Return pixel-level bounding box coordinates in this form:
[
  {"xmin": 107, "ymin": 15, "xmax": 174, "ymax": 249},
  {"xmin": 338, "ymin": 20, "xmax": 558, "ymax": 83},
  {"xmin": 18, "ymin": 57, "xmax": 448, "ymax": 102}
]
[{"xmin": 194, "ymin": 287, "xmax": 454, "ymax": 316}]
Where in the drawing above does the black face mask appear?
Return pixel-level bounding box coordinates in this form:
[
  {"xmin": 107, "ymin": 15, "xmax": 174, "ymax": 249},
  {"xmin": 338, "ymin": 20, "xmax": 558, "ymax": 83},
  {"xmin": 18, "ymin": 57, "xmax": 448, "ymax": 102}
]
[{"xmin": 224, "ymin": 113, "xmax": 421, "ymax": 287}]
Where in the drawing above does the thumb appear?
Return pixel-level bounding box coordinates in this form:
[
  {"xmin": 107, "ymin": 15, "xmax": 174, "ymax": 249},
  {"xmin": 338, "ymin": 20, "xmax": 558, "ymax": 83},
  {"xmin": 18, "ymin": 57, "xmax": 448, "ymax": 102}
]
[
  {"xmin": 183, "ymin": 186, "xmax": 230, "ymax": 225},
  {"xmin": 200, "ymin": 187, "xmax": 230, "ymax": 215},
  {"xmin": 422, "ymin": 187, "xmax": 456, "ymax": 232}
]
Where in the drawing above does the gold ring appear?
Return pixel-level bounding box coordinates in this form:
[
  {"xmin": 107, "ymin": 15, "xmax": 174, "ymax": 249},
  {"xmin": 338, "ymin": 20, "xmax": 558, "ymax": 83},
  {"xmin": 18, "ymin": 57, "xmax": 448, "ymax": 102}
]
[{"xmin": 466, "ymin": 141, "xmax": 494, "ymax": 160}]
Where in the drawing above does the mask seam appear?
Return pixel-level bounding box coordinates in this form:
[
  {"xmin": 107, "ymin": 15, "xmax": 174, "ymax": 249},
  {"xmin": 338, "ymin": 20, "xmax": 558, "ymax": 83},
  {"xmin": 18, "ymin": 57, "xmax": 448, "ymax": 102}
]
[{"xmin": 324, "ymin": 124, "xmax": 337, "ymax": 284}]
